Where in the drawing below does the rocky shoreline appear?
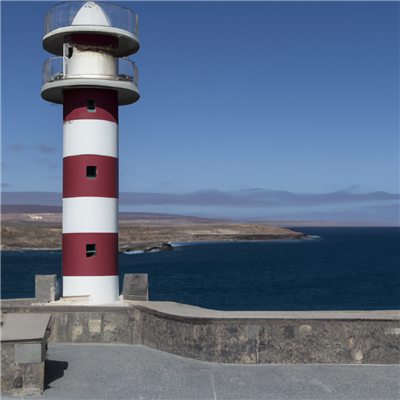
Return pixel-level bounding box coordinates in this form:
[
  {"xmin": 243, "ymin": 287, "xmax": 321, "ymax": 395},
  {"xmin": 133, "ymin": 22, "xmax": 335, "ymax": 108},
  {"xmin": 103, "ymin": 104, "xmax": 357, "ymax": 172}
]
[
  {"xmin": 118, "ymin": 231, "xmax": 308, "ymax": 254},
  {"xmin": 120, "ymin": 242, "xmax": 174, "ymax": 253}
]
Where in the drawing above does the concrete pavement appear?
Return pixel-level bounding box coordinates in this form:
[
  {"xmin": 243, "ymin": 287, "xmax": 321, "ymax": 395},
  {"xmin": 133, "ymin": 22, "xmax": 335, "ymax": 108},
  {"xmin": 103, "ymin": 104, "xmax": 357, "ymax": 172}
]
[{"xmin": 3, "ymin": 343, "xmax": 399, "ymax": 400}]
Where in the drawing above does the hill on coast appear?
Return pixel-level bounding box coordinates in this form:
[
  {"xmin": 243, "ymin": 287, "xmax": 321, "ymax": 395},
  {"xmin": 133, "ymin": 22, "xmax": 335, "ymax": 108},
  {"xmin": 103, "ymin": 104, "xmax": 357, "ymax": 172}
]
[{"xmin": 1, "ymin": 205, "xmax": 307, "ymax": 251}]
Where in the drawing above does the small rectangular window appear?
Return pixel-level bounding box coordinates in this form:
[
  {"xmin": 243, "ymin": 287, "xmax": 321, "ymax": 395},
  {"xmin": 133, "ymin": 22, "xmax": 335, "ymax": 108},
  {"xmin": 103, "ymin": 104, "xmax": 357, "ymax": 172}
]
[
  {"xmin": 87, "ymin": 100, "xmax": 96, "ymax": 112},
  {"xmin": 86, "ymin": 244, "xmax": 96, "ymax": 258},
  {"xmin": 86, "ymin": 166, "xmax": 97, "ymax": 179}
]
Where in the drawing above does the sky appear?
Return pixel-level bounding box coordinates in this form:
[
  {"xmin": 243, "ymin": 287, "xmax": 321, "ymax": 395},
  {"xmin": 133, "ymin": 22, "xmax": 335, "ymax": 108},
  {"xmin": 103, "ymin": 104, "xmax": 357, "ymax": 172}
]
[{"xmin": 1, "ymin": 1, "xmax": 399, "ymax": 224}]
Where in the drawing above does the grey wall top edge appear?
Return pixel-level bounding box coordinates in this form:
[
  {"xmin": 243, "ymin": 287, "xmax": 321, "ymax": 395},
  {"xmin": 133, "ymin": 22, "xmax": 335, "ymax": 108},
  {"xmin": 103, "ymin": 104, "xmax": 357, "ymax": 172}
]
[{"xmin": 1, "ymin": 300, "xmax": 399, "ymax": 321}]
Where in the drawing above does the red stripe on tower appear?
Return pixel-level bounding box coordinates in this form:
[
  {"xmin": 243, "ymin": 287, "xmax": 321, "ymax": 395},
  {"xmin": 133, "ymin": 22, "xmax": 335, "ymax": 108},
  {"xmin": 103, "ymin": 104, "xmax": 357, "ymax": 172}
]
[
  {"xmin": 64, "ymin": 89, "xmax": 118, "ymax": 124},
  {"xmin": 63, "ymin": 155, "xmax": 118, "ymax": 198},
  {"xmin": 63, "ymin": 233, "xmax": 118, "ymax": 276}
]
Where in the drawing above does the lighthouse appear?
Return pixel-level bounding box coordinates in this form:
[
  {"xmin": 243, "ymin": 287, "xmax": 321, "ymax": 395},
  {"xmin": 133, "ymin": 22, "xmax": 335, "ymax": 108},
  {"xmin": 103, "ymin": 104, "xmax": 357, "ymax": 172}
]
[{"xmin": 41, "ymin": 1, "xmax": 140, "ymax": 303}]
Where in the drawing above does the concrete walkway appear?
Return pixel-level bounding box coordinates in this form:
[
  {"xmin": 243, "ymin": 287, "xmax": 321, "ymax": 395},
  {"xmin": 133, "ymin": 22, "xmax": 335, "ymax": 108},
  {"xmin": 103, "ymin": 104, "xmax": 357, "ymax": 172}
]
[{"xmin": 5, "ymin": 343, "xmax": 399, "ymax": 400}]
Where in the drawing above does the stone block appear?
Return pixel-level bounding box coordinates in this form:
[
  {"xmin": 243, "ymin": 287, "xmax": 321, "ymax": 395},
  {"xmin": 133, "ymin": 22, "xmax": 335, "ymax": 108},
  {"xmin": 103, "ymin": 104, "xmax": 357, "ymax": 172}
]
[
  {"xmin": 15, "ymin": 343, "xmax": 43, "ymax": 364},
  {"xmin": 1, "ymin": 313, "xmax": 51, "ymax": 396},
  {"xmin": 35, "ymin": 275, "xmax": 61, "ymax": 303},
  {"xmin": 121, "ymin": 274, "xmax": 148, "ymax": 301}
]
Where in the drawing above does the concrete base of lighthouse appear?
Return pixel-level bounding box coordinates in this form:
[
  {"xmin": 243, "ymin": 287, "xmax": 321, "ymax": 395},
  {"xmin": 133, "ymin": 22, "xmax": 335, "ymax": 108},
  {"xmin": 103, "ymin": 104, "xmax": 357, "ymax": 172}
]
[{"xmin": 63, "ymin": 276, "xmax": 119, "ymax": 304}]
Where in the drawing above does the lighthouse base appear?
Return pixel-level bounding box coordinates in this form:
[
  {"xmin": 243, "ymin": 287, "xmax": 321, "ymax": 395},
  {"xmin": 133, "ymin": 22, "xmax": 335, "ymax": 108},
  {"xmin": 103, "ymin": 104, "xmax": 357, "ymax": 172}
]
[{"xmin": 63, "ymin": 276, "xmax": 119, "ymax": 304}]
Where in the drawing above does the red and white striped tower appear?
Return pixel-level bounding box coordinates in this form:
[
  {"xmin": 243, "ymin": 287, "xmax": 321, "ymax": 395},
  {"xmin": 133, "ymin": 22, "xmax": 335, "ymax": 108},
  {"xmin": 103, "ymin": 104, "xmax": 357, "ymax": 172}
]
[{"xmin": 41, "ymin": 2, "xmax": 139, "ymax": 303}]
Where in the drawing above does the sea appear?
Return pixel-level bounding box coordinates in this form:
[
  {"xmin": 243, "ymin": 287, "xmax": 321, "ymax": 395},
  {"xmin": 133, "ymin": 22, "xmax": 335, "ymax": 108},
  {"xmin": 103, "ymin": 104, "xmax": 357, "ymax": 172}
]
[{"xmin": 1, "ymin": 227, "xmax": 399, "ymax": 311}]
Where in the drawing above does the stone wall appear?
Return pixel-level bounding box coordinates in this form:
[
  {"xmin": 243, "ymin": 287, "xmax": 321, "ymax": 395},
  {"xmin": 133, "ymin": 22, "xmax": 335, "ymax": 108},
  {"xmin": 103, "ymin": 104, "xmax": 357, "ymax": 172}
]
[
  {"xmin": 1, "ymin": 302, "xmax": 399, "ymax": 365},
  {"xmin": 133, "ymin": 306, "xmax": 400, "ymax": 364}
]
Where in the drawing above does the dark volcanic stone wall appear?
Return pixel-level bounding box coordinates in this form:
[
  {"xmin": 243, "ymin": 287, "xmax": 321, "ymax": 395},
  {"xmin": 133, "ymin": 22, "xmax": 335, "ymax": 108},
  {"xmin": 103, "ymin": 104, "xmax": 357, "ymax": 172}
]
[{"xmin": 1, "ymin": 303, "xmax": 399, "ymax": 365}]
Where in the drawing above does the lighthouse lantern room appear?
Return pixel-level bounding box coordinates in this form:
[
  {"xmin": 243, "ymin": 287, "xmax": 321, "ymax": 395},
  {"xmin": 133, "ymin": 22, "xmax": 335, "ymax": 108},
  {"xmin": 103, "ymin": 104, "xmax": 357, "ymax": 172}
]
[{"xmin": 41, "ymin": 1, "xmax": 140, "ymax": 304}]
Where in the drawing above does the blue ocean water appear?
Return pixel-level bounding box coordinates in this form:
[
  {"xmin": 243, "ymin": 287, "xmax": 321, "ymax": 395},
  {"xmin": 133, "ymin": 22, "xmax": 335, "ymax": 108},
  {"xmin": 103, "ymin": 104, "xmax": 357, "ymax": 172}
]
[{"xmin": 1, "ymin": 227, "xmax": 399, "ymax": 311}]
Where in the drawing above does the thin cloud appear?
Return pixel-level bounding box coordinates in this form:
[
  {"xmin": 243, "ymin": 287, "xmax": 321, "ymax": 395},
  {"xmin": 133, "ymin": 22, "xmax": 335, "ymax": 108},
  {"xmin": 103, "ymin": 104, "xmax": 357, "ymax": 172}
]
[
  {"xmin": 35, "ymin": 159, "xmax": 59, "ymax": 169},
  {"xmin": 6, "ymin": 145, "xmax": 29, "ymax": 152},
  {"xmin": 5, "ymin": 144, "xmax": 57, "ymax": 154},
  {"xmin": 2, "ymin": 192, "xmax": 62, "ymax": 206},
  {"xmin": 119, "ymin": 189, "xmax": 400, "ymax": 208},
  {"xmin": 156, "ymin": 181, "xmax": 176, "ymax": 190},
  {"xmin": 36, "ymin": 144, "xmax": 57, "ymax": 154},
  {"xmin": 2, "ymin": 189, "xmax": 399, "ymax": 211},
  {"xmin": 1, "ymin": 183, "xmax": 12, "ymax": 188}
]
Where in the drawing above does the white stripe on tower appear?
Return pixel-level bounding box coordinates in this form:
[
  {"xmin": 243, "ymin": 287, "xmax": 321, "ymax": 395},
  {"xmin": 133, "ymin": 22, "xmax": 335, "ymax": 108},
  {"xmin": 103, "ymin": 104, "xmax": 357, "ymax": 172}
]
[
  {"xmin": 63, "ymin": 197, "xmax": 118, "ymax": 233},
  {"xmin": 62, "ymin": 88, "xmax": 119, "ymax": 304},
  {"xmin": 63, "ymin": 119, "xmax": 118, "ymax": 158}
]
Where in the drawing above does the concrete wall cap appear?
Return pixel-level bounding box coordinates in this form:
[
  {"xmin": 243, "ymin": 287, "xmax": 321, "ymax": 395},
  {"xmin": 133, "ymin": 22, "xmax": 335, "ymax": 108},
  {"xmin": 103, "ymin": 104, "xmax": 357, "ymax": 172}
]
[
  {"xmin": 1, "ymin": 313, "xmax": 52, "ymax": 342},
  {"xmin": 132, "ymin": 302, "xmax": 400, "ymax": 321}
]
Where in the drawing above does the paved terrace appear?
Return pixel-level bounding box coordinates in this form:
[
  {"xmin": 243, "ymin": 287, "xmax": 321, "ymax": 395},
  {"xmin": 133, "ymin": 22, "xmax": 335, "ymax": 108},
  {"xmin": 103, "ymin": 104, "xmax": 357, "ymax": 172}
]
[
  {"xmin": 2, "ymin": 343, "xmax": 399, "ymax": 400},
  {"xmin": 2, "ymin": 298, "xmax": 399, "ymax": 398}
]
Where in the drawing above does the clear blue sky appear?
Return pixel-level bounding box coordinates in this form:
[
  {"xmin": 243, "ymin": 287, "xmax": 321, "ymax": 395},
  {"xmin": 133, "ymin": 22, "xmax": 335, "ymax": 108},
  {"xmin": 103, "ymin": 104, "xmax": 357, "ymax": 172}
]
[{"xmin": 1, "ymin": 1, "xmax": 399, "ymax": 223}]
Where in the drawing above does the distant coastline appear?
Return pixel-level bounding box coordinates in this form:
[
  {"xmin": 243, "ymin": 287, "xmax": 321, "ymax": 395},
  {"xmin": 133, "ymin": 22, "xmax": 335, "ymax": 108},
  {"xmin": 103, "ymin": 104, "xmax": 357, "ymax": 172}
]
[
  {"xmin": 1, "ymin": 209, "xmax": 307, "ymax": 251},
  {"xmin": 2, "ymin": 205, "xmax": 397, "ymax": 251}
]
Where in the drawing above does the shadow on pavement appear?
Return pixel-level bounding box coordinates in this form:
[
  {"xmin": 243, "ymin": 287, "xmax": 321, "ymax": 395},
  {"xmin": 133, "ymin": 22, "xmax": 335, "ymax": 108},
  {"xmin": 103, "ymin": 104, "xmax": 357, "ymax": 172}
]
[{"xmin": 44, "ymin": 360, "xmax": 69, "ymax": 389}]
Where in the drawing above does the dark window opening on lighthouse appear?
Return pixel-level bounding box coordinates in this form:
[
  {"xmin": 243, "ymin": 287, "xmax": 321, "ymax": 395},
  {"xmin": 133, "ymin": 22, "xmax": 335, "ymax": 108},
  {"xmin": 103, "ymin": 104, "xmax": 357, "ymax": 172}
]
[
  {"xmin": 86, "ymin": 244, "xmax": 96, "ymax": 257},
  {"xmin": 87, "ymin": 100, "xmax": 96, "ymax": 112},
  {"xmin": 86, "ymin": 166, "xmax": 97, "ymax": 179}
]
